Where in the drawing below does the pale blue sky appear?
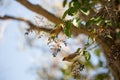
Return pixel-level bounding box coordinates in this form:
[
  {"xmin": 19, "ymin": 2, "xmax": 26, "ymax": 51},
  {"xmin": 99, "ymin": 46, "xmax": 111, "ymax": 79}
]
[{"xmin": 0, "ymin": 0, "xmax": 53, "ymax": 80}]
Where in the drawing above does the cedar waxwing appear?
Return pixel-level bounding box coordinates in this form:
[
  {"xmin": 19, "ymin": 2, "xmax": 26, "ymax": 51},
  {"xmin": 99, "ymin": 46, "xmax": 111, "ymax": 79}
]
[
  {"xmin": 63, "ymin": 53, "xmax": 79, "ymax": 62},
  {"xmin": 63, "ymin": 48, "xmax": 81, "ymax": 62},
  {"xmin": 50, "ymin": 24, "xmax": 64, "ymax": 39}
]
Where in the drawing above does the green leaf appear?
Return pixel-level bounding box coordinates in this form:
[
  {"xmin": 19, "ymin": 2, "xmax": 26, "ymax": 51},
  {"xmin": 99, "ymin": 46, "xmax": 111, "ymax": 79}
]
[
  {"xmin": 73, "ymin": 1, "xmax": 81, "ymax": 8},
  {"xmin": 83, "ymin": 51, "xmax": 91, "ymax": 61},
  {"xmin": 62, "ymin": 7, "xmax": 78, "ymax": 19},
  {"xmin": 94, "ymin": 49, "xmax": 101, "ymax": 56},
  {"xmin": 68, "ymin": 7, "xmax": 78, "ymax": 16},
  {"xmin": 62, "ymin": 9, "xmax": 69, "ymax": 19},
  {"xmin": 69, "ymin": 1, "xmax": 73, "ymax": 7},
  {"xmin": 73, "ymin": 18, "xmax": 81, "ymax": 28},
  {"xmin": 105, "ymin": 20, "xmax": 111, "ymax": 26},
  {"xmin": 94, "ymin": 16, "xmax": 102, "ymax": 26},
  {"xmin": 63, "ymin": 0, "xmax": 67, "ymax": 7},
  {"xmin": 64, "ymin": 20, "xmax": 72, "ymax": 37},
  {"xmin": 85, "ymin": 60, "xmax": 93, "ymax": 68},
  {"xmin": 81, "ymin": 0, "xmax": 90, "ymax": 4},
  {"xmin": 85, "ymin": 20, "xmax": 93, "ymax": 27},
  {"xmin": 86, "ymin": 16, "xmax": 102, "ymax": 27},
  {"xmin": 94, "ymin": 16, "xmax": 101, "ymax": 22},
  {"xmin": 80, "ymin": 7, "xmax": 89, "ymax": 15},
  {"xmin": 75, "ymin": 48, "xmax": 81, "ymax": 53}
]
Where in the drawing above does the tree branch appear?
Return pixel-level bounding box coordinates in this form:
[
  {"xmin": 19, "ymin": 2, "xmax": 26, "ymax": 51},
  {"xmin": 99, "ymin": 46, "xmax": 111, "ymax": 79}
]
[
  {"xmin": 0, "ymin": 15, "xmax": 52, "ymax": 33},
  {"xmin": 16, "ymin": 0, "xmax": 92, "ymax": 36},
  {"xmin": 17, "ymin": 0, "xmax": 62, "ymax": 24},
  {"xmin": 16, "ymin": 0, "xmax": 110, "ymax": 54}
]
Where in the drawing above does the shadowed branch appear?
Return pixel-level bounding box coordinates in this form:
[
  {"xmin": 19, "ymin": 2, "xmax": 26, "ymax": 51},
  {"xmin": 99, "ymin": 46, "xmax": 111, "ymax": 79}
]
[{"xmin": 0, "ymin": 15, "xmax": 52, "ymax": 33}]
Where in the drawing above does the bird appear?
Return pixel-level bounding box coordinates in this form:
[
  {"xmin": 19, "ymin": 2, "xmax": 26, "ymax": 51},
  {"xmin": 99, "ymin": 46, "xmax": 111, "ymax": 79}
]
[
  {"xmin": 63, "ymin": 53, "xmax": 79, "ymax": 62},
  {"xmin": 63, "ymin": 48, "xmax": 81, "ymax": 62},
  {"xmin": 50, "ymin": 24, "xmax": 64, "ymax": 39}
]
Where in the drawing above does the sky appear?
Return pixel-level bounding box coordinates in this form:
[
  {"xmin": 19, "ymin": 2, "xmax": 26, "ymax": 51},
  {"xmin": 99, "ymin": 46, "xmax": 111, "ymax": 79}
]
[
  {"xmin": 0, "ymin": 21, "xmax": 36, "ymax": 80},
  {"xmin": 0, "ymin": 0, "xmax": 55, "ymax": 80}
]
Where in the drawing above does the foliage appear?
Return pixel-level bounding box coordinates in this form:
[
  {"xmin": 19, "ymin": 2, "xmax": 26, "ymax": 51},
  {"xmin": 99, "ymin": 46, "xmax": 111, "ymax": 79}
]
[
  {"xmin": 1, "ymin": 0, "xmax": 120, "ymax": 79},
  {"xmin": 24, "ymin": 0, "xmax": 120, "ymax": 79},
  {"xmin": 38, "ymin": 0, "xmax": 119, "ymax": 79}
]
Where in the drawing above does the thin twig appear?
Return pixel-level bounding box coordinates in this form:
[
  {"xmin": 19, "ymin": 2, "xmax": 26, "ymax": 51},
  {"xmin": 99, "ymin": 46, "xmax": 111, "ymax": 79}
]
[{"xmin": 0, "ymin": 15, "xmax": 52, "ymax": 33}]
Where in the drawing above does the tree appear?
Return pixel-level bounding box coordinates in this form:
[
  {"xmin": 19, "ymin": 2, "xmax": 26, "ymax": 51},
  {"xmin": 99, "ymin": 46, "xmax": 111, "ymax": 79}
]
[{"xmin": 0, "ymin": 0, "xmax": 120, "ymax": 80}]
